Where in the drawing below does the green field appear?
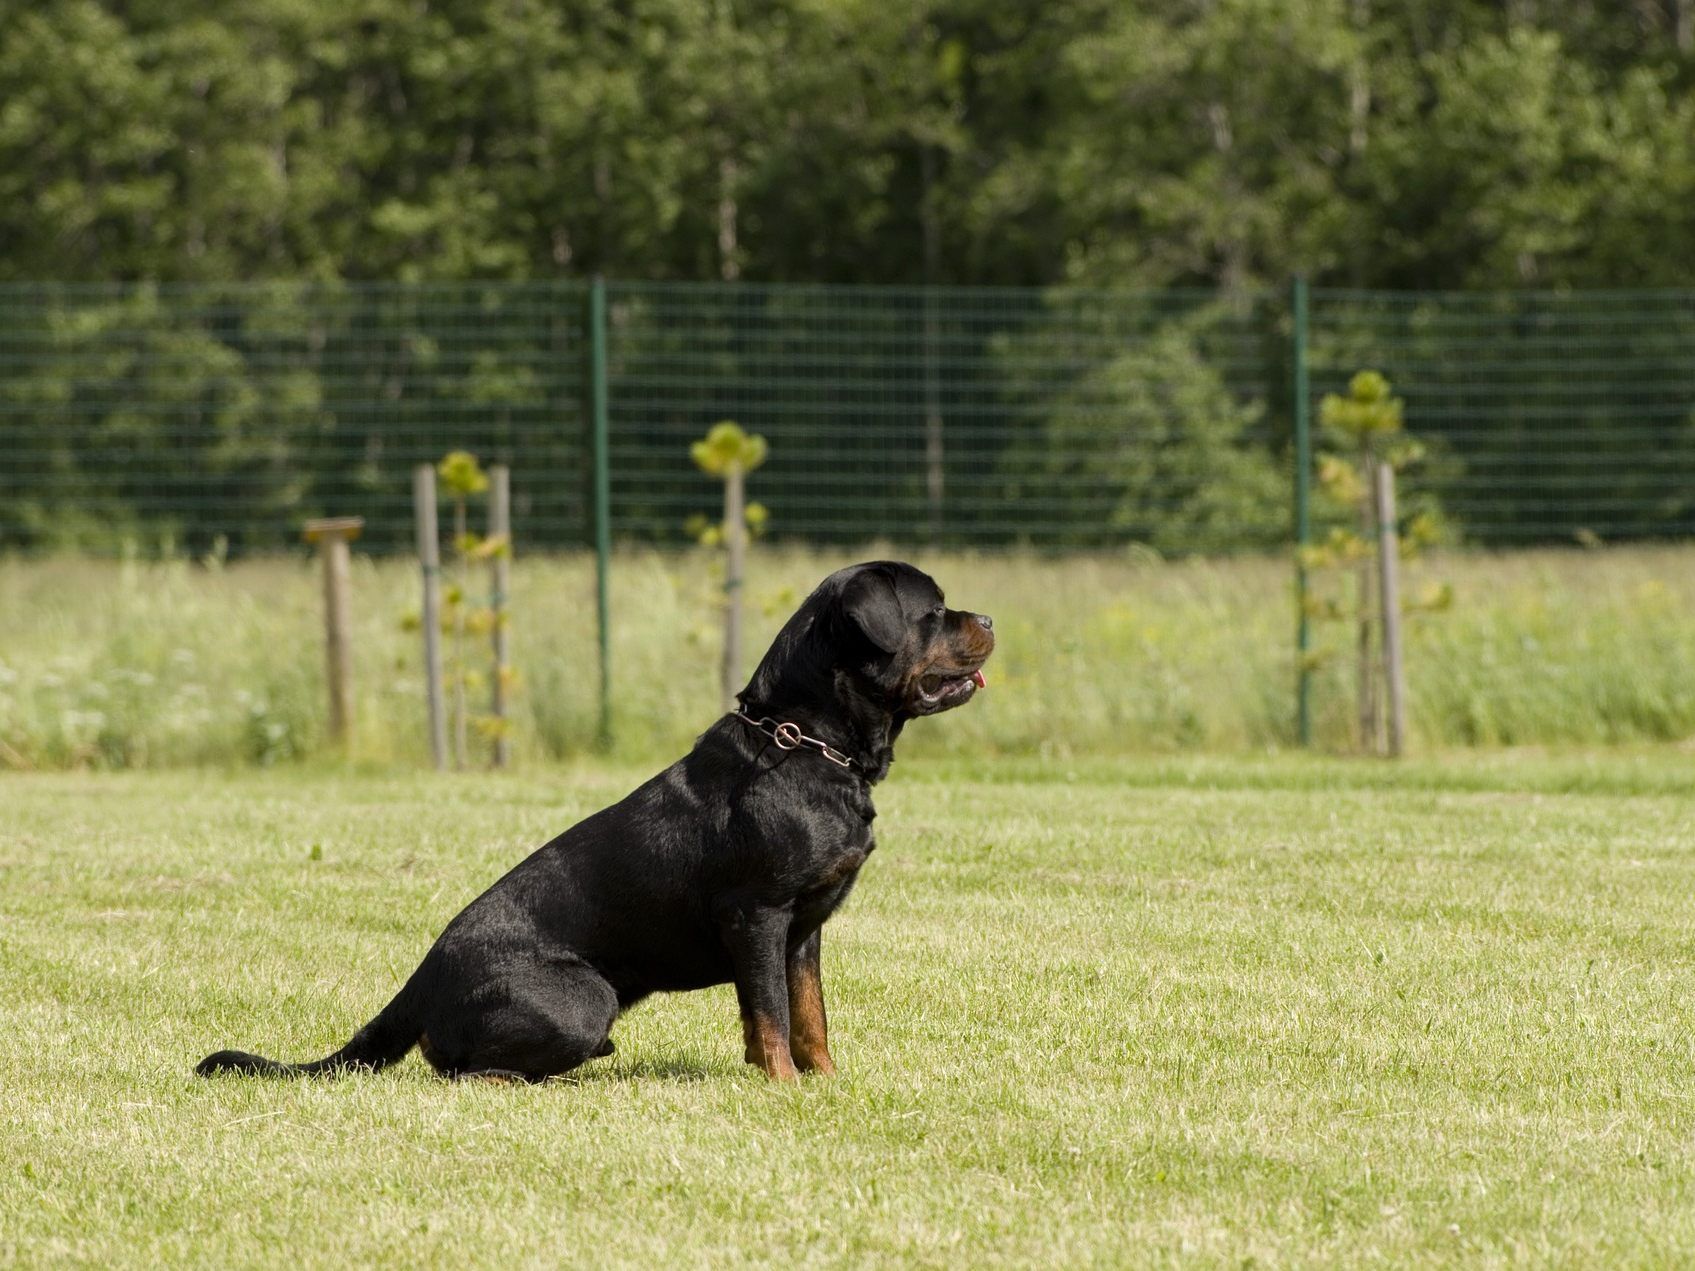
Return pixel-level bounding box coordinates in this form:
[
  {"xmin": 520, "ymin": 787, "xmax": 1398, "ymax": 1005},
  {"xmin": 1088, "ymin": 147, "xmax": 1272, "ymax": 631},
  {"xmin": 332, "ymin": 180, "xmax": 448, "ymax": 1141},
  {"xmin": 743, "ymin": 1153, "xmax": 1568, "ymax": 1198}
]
[
  {"xmin": 3, "ymin": 545, "xmax": 1694, "ymax": 771},
  {"xmin": 3, "ymin": 754, "xmax": 1693, "ymax": 1265}
]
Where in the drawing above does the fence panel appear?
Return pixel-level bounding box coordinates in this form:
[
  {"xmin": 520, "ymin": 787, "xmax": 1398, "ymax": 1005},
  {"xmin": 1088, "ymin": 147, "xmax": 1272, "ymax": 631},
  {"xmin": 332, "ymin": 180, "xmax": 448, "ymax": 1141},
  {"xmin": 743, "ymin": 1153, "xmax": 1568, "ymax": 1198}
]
[
  {"xmin": 5, "ymin": 280, "xmax": 1692, "ymax": 556},
  {"xmin": 1308, "ymin": 288, "xmax": 1695, "ymax": 544},
  {"xmin": 603, "ymin": 283, "xmax": 1287, "ymax": 551},
  {"xmin": 0, "ymin": 281, "xmax": 589, "ymax": 554}
]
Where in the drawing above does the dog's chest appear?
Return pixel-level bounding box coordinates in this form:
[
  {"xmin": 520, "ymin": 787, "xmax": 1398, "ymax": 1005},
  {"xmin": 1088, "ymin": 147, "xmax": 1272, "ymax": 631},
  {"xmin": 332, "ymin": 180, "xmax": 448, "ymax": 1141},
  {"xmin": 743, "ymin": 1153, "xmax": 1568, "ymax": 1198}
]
[
  {"xmin": 793, "ymin": 821, "xmax": 874, "ymax": 903},
  {"xmin": 813, "ymin": 838, "xmax": 871, "ymax": 889},
  {"xmin": 740, "ymin": 770, "xmax": 877, "ymax": 905}
]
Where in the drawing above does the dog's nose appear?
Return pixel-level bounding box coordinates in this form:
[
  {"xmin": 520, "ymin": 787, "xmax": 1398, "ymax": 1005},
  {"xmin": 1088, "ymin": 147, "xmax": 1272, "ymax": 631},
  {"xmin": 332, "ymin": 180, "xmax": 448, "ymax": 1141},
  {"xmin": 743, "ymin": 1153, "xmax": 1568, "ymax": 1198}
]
[{"xmin": 975, "ymin": 613, "xmax": 993, "ymax": 631}]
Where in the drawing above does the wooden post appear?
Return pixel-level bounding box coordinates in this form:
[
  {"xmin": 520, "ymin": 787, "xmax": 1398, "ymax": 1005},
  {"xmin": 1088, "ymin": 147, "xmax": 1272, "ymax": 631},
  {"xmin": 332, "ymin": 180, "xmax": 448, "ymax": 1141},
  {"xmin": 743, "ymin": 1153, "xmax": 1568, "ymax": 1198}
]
[
  {"xmin": 588, "ymin": 278, "xmax": 613, "ymax": 750},
  {"xmin": 450, "ymin": 495, "xmax": 468, "ymax": 772},
  {"xmin": 1357, "ymin": 451, "xmax": 1380, "ymax": 753},
  {"xmin": 721, "ymin": 463, "xmax": 745, "ymax": 714},
  {"xmin": 414, "ymin": 466, "xmax": 447, "ymax": 771},
  {"xmin": 1291, "ymin": 276, "xmax": 1313, "ymax": 747},
  {"xmin": 1375, "ymin": 463, "xmax": 1407, "ymax": 758},
  {"xmin": 303, "ymin": 517, "xmax": 364, "ymax": 745},
  {"xmin": 489, "ymin": 465, "xmax": 511, "ymax": 769}
]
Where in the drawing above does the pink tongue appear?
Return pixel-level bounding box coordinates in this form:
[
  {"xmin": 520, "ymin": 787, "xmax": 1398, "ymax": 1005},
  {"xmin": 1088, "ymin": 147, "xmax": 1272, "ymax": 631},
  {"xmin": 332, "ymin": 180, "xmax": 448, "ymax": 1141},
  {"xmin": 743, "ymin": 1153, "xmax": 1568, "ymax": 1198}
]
[{"xmin": 971, "ymin": 669, "xmax": 987, "ymax": 689}]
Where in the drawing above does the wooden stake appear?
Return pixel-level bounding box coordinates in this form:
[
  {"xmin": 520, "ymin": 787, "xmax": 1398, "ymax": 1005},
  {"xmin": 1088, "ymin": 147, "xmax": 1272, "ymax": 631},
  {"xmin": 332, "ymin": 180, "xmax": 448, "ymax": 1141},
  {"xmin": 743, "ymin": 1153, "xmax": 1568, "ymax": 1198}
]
[
  {"xmin": 489, "ymin": 465, "xmax": 511, "ymax": 769},
  {"xmin": 451, "ymin": 496, "xmax": 468, "ymax": 771},
  {"xmin": 1357, "ymin": 452, "xmax": 1380, "ymax": 753},
  {"xmin": 303, "ymin": 517, "xmax": 363, "ymax": 746},
  {"xmin": 721, "ymin": 463, "xmax": 745, "ymax": 714},
  {"xmin": 413, "ymin": 466, "xmax": 447, "ymax": 771},
  {"xmin": 1375, "ymin": 463, "xmax": 1407, "ymax": 758}
]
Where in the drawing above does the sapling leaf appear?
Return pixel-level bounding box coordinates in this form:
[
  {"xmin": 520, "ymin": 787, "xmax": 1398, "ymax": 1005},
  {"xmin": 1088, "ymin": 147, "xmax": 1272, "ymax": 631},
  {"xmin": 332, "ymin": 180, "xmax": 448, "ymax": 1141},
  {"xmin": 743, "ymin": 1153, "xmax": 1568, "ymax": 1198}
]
[{"xmin": 437, "ymin": 450, "xmax": 489, "ymax": 497}]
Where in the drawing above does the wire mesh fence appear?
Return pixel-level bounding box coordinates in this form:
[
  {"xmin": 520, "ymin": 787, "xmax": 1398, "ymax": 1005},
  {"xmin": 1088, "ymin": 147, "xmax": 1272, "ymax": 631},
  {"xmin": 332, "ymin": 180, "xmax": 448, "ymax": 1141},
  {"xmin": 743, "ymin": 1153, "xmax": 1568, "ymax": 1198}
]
[
  {"xmin": 604, "ymin": 282, "xmax": 1285, "ymax": 550},
  {"xmin": 1308, "ymin": 288, "xmax": 1695, "ymax": 544},
  {"xmin": 0, "ymin": 281, "xmax": 590, "ymax": 555},
  {"xmin": 3, "ymin": 279, "xmax": 1693, "ymax": 556}
]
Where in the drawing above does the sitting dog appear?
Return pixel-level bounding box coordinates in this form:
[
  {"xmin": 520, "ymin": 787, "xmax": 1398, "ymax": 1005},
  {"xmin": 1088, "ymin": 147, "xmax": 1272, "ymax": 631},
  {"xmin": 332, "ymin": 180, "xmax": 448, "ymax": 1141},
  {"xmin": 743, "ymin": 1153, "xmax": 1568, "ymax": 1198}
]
[{"xmin": 197, "ymin": 560, "xmax": 993, "ymax": 1082}]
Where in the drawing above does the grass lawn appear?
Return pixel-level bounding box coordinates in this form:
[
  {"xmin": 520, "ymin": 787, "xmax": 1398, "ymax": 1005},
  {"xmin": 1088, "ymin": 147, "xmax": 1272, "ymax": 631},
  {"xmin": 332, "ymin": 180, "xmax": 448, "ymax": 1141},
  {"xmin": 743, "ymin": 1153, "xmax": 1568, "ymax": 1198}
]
[{"xmin": 3, "ymin": 753, "xmax": 1693, "ymax": 1265}]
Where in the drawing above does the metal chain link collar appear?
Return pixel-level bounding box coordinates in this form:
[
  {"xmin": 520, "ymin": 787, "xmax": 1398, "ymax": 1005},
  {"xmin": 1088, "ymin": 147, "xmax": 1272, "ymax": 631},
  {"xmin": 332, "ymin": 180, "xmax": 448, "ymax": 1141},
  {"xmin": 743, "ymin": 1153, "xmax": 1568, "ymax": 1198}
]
[{"xmin": 733, "ymin": 710, "xmax": 857, "ymax": 770}]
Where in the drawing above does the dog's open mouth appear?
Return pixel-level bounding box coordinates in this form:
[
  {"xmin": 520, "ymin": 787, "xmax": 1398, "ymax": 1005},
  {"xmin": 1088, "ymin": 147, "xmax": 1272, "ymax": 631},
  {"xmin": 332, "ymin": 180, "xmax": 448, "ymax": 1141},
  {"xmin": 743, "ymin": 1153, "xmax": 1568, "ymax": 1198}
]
[{"xmin": 916, "ymin": 666, "xmax": 988, "ymax": 711}]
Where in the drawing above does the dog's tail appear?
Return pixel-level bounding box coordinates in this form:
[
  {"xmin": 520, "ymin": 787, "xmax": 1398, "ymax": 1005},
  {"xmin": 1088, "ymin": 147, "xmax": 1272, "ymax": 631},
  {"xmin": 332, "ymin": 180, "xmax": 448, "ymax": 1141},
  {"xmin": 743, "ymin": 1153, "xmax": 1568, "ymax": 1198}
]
[{"xmin": 196, "ymin": 969, "xmax": 424, "ymax": 1079}]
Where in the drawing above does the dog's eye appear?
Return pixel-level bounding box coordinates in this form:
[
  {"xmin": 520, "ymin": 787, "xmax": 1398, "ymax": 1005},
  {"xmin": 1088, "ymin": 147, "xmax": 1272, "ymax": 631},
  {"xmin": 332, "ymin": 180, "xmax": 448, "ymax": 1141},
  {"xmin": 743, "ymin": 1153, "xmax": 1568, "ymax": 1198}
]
[{"xmin": 931, "ymin": 605, "xmax": 945, "ymax": 619}]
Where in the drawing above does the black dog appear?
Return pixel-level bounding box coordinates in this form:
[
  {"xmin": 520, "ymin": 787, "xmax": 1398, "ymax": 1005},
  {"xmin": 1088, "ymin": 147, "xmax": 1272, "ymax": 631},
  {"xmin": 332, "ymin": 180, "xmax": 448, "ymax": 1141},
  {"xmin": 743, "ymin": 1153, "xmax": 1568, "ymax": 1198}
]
[{"xmin": 197, "ymin": 561, "xmax": 993, "ymax": 1083}]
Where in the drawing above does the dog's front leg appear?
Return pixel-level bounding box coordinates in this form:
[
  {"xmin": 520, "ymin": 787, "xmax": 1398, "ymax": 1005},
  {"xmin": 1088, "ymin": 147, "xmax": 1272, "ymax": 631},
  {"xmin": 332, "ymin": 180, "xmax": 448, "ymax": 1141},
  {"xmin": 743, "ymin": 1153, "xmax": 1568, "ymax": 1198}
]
[
  {"xmin": 724, "ymin": 905, "xmax": 799, "ymax": 1082},
  {"xmin": 786, "ymin": 930, "xmax": 835, "ymax": 1075}
]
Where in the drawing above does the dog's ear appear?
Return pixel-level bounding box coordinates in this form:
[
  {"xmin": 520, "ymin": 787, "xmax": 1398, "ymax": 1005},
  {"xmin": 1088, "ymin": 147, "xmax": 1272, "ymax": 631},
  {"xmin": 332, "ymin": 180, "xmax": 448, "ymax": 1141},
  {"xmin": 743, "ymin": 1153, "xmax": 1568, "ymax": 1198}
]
[{"xmin": 839, "ymin": 568, "xmax": 905, "ymax": 653}]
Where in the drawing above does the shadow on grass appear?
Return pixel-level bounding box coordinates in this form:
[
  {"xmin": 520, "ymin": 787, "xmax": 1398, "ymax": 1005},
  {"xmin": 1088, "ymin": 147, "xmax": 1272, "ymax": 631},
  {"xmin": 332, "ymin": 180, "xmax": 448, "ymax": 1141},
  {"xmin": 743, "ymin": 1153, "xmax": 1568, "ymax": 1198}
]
[{"xmin": 560, "ymin": 1053, "xmax": 731, "ymax": 1085}]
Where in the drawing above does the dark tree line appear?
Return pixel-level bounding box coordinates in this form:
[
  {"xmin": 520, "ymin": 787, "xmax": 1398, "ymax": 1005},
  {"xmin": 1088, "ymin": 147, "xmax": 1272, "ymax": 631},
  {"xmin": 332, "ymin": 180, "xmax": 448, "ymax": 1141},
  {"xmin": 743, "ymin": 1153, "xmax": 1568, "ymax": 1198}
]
[
  {"xmin": 4, "ymin": 1, "xmax": 1695, "ymax": 556},
  {"xmin": 4, "ymin": 0, "xmax": 1695, "ymax": 291}
]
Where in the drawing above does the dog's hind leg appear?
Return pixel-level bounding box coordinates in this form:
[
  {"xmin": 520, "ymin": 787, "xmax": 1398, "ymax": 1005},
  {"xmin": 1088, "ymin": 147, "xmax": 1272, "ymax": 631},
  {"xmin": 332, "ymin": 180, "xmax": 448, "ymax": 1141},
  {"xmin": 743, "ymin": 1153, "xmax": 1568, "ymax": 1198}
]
[
  {"xmin": 426, "ymin": 964, "xmax": 619, "ymax": 1082},
  {"xmin": 452, "ymin": 1068, "xmax": 535, "ymax": 1085}
]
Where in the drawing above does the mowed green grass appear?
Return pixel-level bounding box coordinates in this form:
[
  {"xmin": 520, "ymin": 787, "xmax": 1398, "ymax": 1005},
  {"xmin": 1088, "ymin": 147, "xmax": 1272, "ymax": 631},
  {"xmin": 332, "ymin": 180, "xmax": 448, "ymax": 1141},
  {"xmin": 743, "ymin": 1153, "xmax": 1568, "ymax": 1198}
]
[{"xmin": 3, "ymin": 754, "xmax": 1694, "ymax": 1266}]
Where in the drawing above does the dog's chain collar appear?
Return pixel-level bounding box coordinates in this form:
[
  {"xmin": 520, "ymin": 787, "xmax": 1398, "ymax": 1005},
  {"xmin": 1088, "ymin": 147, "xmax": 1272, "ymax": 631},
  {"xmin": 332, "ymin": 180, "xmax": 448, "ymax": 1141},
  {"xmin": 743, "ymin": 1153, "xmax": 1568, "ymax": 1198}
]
[{"xmin": 733, "ymin": 710, "xmax": 857, "ymax": 771}]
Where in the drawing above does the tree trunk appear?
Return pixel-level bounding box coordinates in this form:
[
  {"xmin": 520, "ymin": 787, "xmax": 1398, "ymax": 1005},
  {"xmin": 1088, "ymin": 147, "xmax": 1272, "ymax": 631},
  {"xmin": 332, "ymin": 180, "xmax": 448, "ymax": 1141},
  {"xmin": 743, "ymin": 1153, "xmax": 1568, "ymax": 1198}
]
[
  {"xmin": 1348, "ymin": 0, "xmax": 1371, "ymax": 287},
  {"xmin": 718, "ymin": 155, "xmax": 740, "ymax": 282},
  {"xmin": 1349, "ymin": 0, "xmax": 1371, "ymax": 160},
  {"xmin": 1206, "ymin": 103, "xmax": 1248, "ymax": 294}
]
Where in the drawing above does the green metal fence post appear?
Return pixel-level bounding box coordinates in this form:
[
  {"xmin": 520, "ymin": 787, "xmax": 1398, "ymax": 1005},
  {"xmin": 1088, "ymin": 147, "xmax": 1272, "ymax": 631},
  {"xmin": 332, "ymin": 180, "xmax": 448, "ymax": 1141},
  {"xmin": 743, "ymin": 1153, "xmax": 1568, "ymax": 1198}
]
[
  {"xmin": 1292, "ymin": 275, "xmax": 1314, "ymax": 747},
  {"xmin": 589, "ymin": 276, "xmax": 613, "ymax": 750}
]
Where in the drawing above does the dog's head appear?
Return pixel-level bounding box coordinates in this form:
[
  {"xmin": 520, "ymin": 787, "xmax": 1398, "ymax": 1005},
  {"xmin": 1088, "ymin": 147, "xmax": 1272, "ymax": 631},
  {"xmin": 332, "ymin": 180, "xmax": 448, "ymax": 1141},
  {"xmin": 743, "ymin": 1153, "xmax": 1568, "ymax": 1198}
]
[{"xmin": 741, "ymin": 561, "xmax": 994, "ymax": 720}]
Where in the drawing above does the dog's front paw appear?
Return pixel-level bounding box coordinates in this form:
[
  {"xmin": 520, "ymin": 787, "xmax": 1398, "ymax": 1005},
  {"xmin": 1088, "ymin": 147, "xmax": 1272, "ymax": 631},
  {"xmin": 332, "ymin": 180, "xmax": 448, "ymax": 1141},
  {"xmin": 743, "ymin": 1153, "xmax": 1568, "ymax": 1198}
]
[
  {"xmin": 793, "ymin": 1048, "xmax": 836, "ymax": 1077},
  {"xmin": 741, "ymin": 1021, "xmax": 799, "ymax": 1080}
]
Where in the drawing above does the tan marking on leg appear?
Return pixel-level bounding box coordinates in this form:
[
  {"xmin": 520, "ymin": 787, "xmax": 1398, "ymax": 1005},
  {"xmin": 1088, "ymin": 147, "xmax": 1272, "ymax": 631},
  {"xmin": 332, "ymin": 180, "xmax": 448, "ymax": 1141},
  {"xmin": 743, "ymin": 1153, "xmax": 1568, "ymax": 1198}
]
[
  {"xmin": 745, "ymin": 1012, "xmax": 798, "ymax": 1082},
  {"xmin": 788, "ymin": 962, "xmax": 836, "ymax": 1076}
]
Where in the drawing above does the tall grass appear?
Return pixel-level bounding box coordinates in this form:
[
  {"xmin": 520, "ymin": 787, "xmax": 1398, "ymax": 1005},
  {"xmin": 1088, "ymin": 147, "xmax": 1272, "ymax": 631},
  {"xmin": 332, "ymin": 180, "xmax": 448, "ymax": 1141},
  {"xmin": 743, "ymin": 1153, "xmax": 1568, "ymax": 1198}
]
[{"xmin": 1, "ymin": 546, "xmax": 1692, "ymax": 770}]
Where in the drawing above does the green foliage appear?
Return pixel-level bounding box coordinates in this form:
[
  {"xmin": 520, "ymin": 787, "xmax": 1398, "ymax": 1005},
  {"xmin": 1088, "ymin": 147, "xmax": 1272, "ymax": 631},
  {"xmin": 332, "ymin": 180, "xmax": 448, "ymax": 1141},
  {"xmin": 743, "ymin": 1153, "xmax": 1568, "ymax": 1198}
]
[
  {"xmin": 686, "ymin": 422, "xmax": 769, "ymax": 547},
  {"xmin": 1302, "ymin": 370, "xmax": 1449, "ymax": 751},
  {"xmin": 3, "ymin": 2, "xmax": 1695, "ymax": 290},
  {"xmin": 423, "ymin": 451, "xmax": 512, "ymax": 766},
  {"xmin": 0, "ymin": 281, "xmax": 596, "ymax": 555},
  {"xmin": 1303, "ymin": 369, "xmax": 1445, "ymax": 572},
  {"xmin": 1319, "ymin": 370, "xmax": 1403, "ymax": 443},
  {"xmin": 8, "ymin": 278, "xmax": 1695, "ymax": 556},
  {"xmin": 688, "ymin": 421, "xmax": 768, "ymax": 478},
  {"xmin": 436, "ymin": 450, "xmax": 490, "ymax": 499},
  {"xmin": 1000, "ymin": 310, "xmax": 1287, "ymax": 550}
]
